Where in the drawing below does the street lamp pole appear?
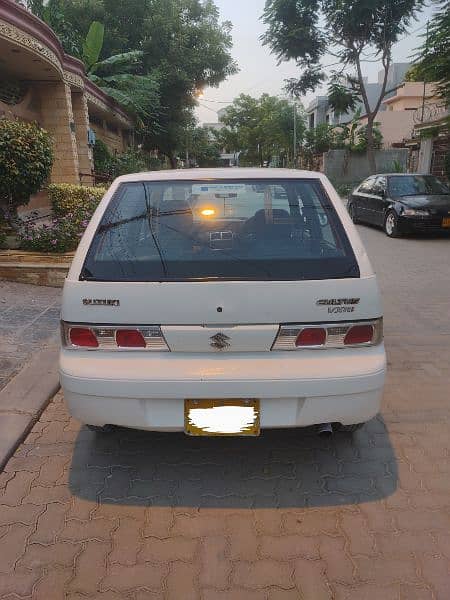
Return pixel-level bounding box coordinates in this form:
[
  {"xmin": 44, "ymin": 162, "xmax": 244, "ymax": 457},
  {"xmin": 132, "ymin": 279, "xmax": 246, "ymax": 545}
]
[{"xmin": 293, "ymin": 101, "xmax": 297, "ymax": 168}]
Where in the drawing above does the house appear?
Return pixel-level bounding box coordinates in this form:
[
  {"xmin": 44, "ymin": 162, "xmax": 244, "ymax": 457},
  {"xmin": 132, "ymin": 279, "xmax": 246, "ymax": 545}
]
[
  {"xmin": 358, "ymin": 82, "xmax": 438, "ymax": 148},
  {"xmin": 305, "ymin": 63, "xmax": 410, "ymax": 129},
  {"xmin": 0, "ymin": 0, "xmax": 134, "ymax": 206},
  {"xmin": 405, "ymin": 97, "xmax": 449, "ymax": 179}
]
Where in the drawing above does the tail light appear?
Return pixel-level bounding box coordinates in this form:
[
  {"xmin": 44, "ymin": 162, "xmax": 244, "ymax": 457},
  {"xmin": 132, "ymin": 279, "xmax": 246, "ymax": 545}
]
[
  {"xmin": 272, "ymin": 319, "xmax": 383, "ymax": 351},
  {"xmin": 62, "ymin": 323, "xmax": 169, "ymax": 351},
  {"xmin": 296, "ymin": 327, "xmax": 327, "ymax": 347},
  {"xmin": 69, "ymin": 327, "xmax": 98, "ymax": 348}
]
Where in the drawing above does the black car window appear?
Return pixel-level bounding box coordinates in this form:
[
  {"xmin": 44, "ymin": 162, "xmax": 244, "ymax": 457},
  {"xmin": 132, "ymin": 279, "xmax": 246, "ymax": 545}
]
[
  {"xmin": 372, "ymin": 177, "xmax": 386, "ymax": 196},
  {"xmin": 358, "ymin": 178, "xmax": 375, "ymax": 193},
  {"xmin": 81, "ymin": 178, "xmax": 360, "ymax": 282},
  {"xmin": 389, "ymin": 175, "xmax": 450, "ymax": 196}
]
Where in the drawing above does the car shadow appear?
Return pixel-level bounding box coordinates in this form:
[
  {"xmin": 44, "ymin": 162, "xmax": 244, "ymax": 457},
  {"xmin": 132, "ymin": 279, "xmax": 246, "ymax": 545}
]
[{"xmin": 69, "ymin": 415, "xmax": 397, "ymax": 508}]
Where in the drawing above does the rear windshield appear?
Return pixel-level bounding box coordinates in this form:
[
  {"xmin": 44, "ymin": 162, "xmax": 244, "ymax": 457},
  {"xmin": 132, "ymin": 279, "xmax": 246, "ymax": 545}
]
[{"xmin": 81, "ymin": 179, "xmax": 359, "ymax": 282}]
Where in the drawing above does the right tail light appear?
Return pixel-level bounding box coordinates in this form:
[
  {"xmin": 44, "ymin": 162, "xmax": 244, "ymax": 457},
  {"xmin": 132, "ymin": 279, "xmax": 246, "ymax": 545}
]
[{"xmin": 272, "ymin": 319, "xmax": 383, "ymax": 350}]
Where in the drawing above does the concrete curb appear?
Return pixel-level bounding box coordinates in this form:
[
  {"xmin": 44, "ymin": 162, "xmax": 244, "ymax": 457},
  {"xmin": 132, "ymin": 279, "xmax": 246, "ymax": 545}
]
[{"xmin": 0, "ymin": 346, "xmax": 60, "ymax": 471}]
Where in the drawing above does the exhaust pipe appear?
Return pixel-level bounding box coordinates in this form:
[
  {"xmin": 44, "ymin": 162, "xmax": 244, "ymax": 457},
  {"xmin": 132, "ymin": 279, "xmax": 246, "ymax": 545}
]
[{"xmin": 317, "ymin": 422, "xmax": 333, "ymax": 438}]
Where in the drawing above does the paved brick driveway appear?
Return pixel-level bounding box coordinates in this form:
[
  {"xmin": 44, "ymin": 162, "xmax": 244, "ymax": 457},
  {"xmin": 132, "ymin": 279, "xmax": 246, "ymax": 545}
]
[{"xmin": 1, "ymin": 226, "xmax": 450, "ymax": 599}]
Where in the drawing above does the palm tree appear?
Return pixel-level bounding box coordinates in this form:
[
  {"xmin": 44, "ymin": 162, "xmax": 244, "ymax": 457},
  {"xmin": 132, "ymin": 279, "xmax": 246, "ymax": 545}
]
[{"xmin": 82, "ymin": 22, "xmax": 160, "ymax": 128}]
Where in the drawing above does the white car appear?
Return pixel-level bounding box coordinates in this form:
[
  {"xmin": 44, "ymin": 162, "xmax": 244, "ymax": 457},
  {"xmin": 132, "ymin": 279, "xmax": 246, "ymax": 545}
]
[{"xmin": 60, "ymin": 168, "xmax": 386, "ymax": 437}]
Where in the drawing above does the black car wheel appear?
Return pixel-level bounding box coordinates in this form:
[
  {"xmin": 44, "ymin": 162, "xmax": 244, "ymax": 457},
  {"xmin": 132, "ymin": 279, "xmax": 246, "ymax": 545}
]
[
  {"xmin": 348, "ymin": 201, "xmax": 360, "ymax": 224},
  {"xmin": 384, "ymin": 210, "xmax": 401, "ymax": 238}
]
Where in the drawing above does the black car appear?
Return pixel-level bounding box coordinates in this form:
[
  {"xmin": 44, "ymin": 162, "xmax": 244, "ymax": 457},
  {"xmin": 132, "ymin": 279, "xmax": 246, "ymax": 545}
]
[{"xmin": 347, "ymin": 174, "xmax": 450, "ymax": 237}]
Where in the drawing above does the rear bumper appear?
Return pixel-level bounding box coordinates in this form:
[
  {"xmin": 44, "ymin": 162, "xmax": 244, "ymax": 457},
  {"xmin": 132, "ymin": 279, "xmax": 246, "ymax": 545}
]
[{"xmin": 60, "ymin": 346, "xmax": 386, "ymax": 430}]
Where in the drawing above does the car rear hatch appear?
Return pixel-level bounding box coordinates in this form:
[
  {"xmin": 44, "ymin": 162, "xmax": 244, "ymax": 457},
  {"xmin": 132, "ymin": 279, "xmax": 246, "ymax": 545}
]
[{"xmin": 62, "ymin": 177, "xmax": 382, "ymax": 353}]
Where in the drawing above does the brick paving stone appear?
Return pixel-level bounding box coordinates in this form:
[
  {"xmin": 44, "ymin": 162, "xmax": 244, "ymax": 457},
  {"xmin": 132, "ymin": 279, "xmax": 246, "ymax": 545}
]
[
  {"xmin": 319, "ymin": 536, "xmax": 355, "ymax": 585},
  {"xmin": 232, "ymin": 560, "xmax": 294, "ymax": 590},
  {"xmin": 59, "ymin": 517, "xmax": 117, "ymax": 543},
  {"xmin": 30, "ymin": 501, "xmax": 68, "ymax": 544},
  {"xmin": 0, "ymin": 503, "xmax": 43, "ymax": 526},
  {"xmin": 203, "ymin": 590, "xmax": 265, "ymax": 600},
  {"xmin": 68, "ymin": 539, "xmax": 110, "ymax": 595},
  {"xmin": 0, "ymin": 570, "xmax": 41, "ymax": 597},
  {"xmin": 355, "ymin": 556, "xmax": 420, "ymax": 585},
  {"xmin": 33, "ymin": 566, "xmax": 73, "ymax": 600},
  {"xmin": 166, "ymin": 561, "xmax": 199, "ymax": 600},
  {"xmin": 102, "ymin": 562, "xmax": 167, "ymax": 593},
  {"xmin": 0, "ymin": 523, "xmax": 33, "ymax": 573},
  {"xmin": 267, "ymin": 589, "xmax": 302, "ymax": 600},
  {"xmin": 199, "ymin": 536, "xmax": 231, "ymax": 589},
  {"xmin": 109, "ymin": 517, "xmax": 142, "ymax": 565},
  {"xmin": 19, "ymin": 541, "xmax": 80, "ymax": 569},
  {"xmin": 293, "ymin": 558, "xmax": 333, "ymax": 599},
  {"xmin": 334, "ymin": 583, "xmax": 400, "ymax": 600},
  {"xmin": 419, "ymin": 554, "xmax": 450, "ymax": 600},
  {"xmin": 340, "ymin": 512, "xmax": 375, "ymax": 556},
  {"xmin": 0, "ymin": 470, "xmax": 38, "ymax": 506},
  {"xmin": 139, "ymin": 536, "xmax": 198, "ymax": 564},
  {"xmin": 227, "ymin": 514, "xmax": 259, "ymax": 560},
  {"xmin": 399, "ymin": 584, "xmax": 435, "ymax": 600},
  {"xmin": 259, "ymin": 535, "xmax": 319, "ymax": 560}
]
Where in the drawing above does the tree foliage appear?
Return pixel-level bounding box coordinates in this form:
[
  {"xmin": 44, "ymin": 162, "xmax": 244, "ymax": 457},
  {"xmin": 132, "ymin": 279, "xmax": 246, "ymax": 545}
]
[
  {"xmin": 28, "ymin": 0, "xmax": 237, "ymax": 166},
  {"xmin": 412, "ymin": 1, "xmax": 450, "ymax": 103},
  {"xmin": 218, "ymin": 94, "xmax": 305, "ymax": 166},
  {"xmin": 0, "ymin": 120, "xmax": 53, "ymax": 218},
  {"xmin": 262, "ymin": 0, "xmax": 425, "ymax": 171},
  {"xmin": 180, "ymin": 126, "xmax": 222, "ymax": 167}
]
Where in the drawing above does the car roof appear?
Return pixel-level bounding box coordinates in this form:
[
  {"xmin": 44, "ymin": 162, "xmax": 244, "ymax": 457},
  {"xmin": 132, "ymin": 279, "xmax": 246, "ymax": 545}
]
[
  {"xmin": 114, "ymin": 168, "xmax": 325, "ymax": 183},
  {"xmin": 363, "ymin": 173, "xmax": 431, "ymax": 178}
]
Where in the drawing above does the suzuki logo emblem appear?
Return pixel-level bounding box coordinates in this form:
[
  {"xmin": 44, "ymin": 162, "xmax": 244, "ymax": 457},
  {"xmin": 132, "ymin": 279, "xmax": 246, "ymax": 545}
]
[{"xmin": 210, "ymin": 332, "xmax": 231, "ymax": 351}]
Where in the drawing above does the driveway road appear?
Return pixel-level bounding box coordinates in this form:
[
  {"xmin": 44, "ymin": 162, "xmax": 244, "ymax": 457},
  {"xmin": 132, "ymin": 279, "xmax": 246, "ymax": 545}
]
[{"xmin": 1, "ymin": 225, "xmax": 450, "ymax": 599}]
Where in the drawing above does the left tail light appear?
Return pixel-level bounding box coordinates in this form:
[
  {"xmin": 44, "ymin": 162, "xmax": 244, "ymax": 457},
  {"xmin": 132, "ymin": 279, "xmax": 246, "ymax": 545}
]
[
  {"xmin": 272, "ymin": 319, "xmax": 383, "ymax": 350},
  {"xmin": 62, "ymin": 322, "xmax": 169, "ymax": 351}
]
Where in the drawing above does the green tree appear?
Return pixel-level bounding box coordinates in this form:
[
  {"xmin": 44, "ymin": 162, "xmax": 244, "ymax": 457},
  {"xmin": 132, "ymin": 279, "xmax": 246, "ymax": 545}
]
[
  {"xmin": 411, "ymin": 1, "xmax": 450, "ymax": 103},
  {"xmin": 81, "ymin": 22, "xmax": 161, "ymax": 127},
  {"xmin": 181, "ymin": 125, "xmax": 222, "ymax": 167},
  {"xmin": 141, "ymin": 0, "xmax": 238, "ymax": 166},
  {"xmin": 219, "ymin": 94, "xmax": 305, "ymax": 167},
  {"xmin": 262, "ymin": 0, "xmax": 425, "ymax": 172},
  {"xmin": 28, "ymin": 1, "xmax": 237, "ymax": 165},
  {"xmin": 26, "ymin": 0, "xmax": 84, "ymax": 57}
]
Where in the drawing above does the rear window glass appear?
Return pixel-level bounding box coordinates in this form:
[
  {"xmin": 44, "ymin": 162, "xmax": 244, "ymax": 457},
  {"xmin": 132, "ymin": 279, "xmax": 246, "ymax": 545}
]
[{"xmin": 81, "ymin": 179, "xmax": 359, "ymax": 282}]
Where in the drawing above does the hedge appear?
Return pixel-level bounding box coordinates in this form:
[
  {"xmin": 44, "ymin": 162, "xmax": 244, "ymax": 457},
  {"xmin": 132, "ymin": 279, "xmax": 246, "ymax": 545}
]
[
  {"xmin": 49, "ymin": 184, "xmax": 107, "ymax": 224},
  {"xmin": 18, "ymin": 184, "xmax": 107, "ymax": 253}
]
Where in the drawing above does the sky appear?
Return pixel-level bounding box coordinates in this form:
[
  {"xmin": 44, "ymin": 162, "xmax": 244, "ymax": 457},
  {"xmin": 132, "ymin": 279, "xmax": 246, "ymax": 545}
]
[{"xmin": 196, "ymin": 0, "xmax": 436, "ymax": 124}]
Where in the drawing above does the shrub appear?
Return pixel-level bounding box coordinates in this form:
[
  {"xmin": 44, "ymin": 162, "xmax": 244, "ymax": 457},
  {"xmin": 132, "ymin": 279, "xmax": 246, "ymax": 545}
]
[
  {"xmin": 18, "ymin": 213, "xmax": 87, "ymax": 253},
  {"xmin": 0, "ymin": 119, "xmax": 53, "ymax": 218},
  {"xmin": 110, "ymin": 148, "xmax": 149, "ymax": 177},
  {"xmin": 93, "ymin": 139, "xmax": 112, "ymax": 174},
  {"xmin": 17, "ymin": 184, "xmax": 107, "ymax": 253},
  {"xmin": 49, "ymin": 184, "xmax": 106, "ymax": 226}
]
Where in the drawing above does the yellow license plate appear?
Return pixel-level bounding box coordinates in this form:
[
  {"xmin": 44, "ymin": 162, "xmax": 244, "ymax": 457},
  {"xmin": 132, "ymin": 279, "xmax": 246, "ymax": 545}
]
[
  {"xmin": 442, "ymin": 217, "xmax": 450, "ymax": 228},
  {"xmin": 184, "ymin": 399, "xmax": 260, "ymax": 436}
]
